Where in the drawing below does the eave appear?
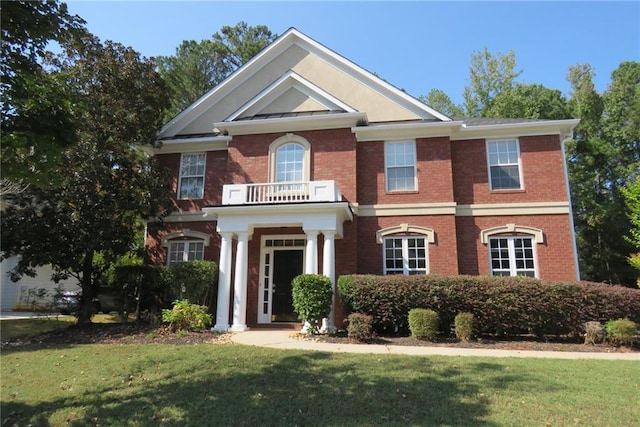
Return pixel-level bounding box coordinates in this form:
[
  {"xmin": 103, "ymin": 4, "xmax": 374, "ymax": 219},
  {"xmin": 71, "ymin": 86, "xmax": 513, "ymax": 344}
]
[
  {"xmin": 215, "ymin": 112, "xmax": 367, "ymax": 136},
  {"xmin": 152, "ymin": 136, "xmax": 232, "ymax": 154},
  {"xmin": 353, "ymin": 121, "xmax": 465, "ymax": 142},
  {"xmin": 451, "ymin": 119, "xmax": 580, "ymax": 141}
]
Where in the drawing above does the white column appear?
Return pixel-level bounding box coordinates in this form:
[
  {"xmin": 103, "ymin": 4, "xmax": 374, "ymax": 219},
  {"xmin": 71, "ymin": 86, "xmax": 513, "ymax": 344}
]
[
  {"xmin": 230, "ymin": 232, "xmax": 249, "ymax": 331},
  {"xmin": 213, "ymin": 232, "xmax": 233, "ymax": 331},
  {"xmin": 322, "ymin": 231, "xmax": 336, "ymax": 332},
  {"xmin": 305, "ymin": 231, "xmax": 318, "ymax": 274}
]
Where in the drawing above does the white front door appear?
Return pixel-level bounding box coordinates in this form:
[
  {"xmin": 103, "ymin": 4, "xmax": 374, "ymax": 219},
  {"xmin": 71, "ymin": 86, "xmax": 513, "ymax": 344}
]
[{"xmin": 258, "ymin": 236, "xmax": 305, "ymax": 323}]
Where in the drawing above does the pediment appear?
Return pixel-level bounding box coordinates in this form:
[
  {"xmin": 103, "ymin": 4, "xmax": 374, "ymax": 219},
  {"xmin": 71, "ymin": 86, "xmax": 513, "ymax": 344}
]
[{"xmin": 158, "ymin": 28, "xmax": 450, "ymax": 139}]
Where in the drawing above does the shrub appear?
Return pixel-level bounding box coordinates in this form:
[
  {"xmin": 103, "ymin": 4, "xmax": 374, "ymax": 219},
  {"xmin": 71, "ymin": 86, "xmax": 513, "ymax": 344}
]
[
  {"xmin": 583, "ymin": 321, "xmax": 605, "ymax": 345},
  {"xmin": 167, "ymin": 261, "xmax": 218, "ymax": 307},
  {"xmin": 408, "ymin": 308, "xmax": 439, "ymax": 341},
  {"xmin": 113, "ymin": 265, "xmax": 172, "ymax": 313},
  {"xmin": 338, "ymin": 274, "xmax": 640, "ymax": 338},
  {"xmin": 455, "ymin": 312, "xmax": 475, "ymax": 341},
  {"xmin": 346, "ymin": 313, "xmax": 375, "ymax": 342},
  {"xmin": 162, "ymin": 299, "xmax": 212, "ymax": 332},
  {"xmin": 605, "ymin": 319, "xmax": 638, "ymax": 346},
  {"xmin": 291, "ymin": 274, "xmax": 333, "ymax": 334}
]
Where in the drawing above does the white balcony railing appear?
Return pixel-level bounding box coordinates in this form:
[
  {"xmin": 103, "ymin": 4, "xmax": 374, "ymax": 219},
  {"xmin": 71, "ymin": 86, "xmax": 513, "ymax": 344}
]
[{"xmin": 222, "ymin": 181, "xmax": 342, "ymax": 205}]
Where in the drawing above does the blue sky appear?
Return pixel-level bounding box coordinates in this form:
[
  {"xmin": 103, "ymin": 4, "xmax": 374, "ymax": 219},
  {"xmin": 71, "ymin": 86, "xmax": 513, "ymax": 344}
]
[{"xmin": 66, "ymin": 1, "xmax": 639, "ymax": 106}]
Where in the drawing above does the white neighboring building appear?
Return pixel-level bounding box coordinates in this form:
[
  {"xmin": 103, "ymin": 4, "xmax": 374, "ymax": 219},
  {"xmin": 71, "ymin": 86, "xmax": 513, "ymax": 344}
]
[{"xmin": 0, "ymin": 256, "xmax": 79, "ymax": 311}]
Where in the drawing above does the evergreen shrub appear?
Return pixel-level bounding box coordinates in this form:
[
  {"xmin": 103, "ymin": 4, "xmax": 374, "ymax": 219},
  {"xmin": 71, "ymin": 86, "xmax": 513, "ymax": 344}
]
[
  {"xmin": 455, "ymin": 312, "xmax": 475, "ymax": 341},
  {"xmin": 346, "ymin": 312, "xmax": 375, "ymax": 342},
  {"xmin": 605, "ymin": 318, "xmax": 638, "ymax": 346},
  {"xmin": 408, "ymin": 308, "xmax": 439, "ymax": 340},
  {"xmin": 292, "ymin": 274, "xmax": 333, "ymax": 334}
]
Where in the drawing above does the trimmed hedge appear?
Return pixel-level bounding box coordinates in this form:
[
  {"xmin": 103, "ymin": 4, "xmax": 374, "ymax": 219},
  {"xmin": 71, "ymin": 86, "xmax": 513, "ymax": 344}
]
[{"xmin": 337, "ymin": 274, "xmax": 640, "ymax": 337}]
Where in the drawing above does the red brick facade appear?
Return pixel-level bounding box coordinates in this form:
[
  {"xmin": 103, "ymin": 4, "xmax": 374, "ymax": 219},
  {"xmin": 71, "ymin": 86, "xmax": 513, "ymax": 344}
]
[{"xmin": 149, "ymin": 129, "xmax": 578, "ymax": 328}]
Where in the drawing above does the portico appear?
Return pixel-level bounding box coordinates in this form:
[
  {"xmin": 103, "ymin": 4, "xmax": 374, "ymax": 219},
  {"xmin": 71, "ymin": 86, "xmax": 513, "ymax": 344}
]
[{"xmin": 204, "ymin": 182, "xmax": 352, "ymax": 331}]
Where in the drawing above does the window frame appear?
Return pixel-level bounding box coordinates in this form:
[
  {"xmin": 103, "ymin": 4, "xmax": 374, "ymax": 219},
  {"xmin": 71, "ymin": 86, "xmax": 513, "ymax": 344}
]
[
  {"xmin": 488, "ymin": 236, "xmax": 538, "ymax": 278},
  {"xmin": 384, "ymin": 140, "xmax": 417, "ymax": 192},
  {"xmin": 268, "ymin": 134, "xmax": 311, "ymax": 183},
  {"xmin": 178, "ymin": 153, "xmax": 206, "ymax": 200},
  {"xmin": 383, "ymin": 236, "xmax": 429, "ymax": 275},
  {"xmin": 486, "ymin": 139, "xmax": 523, "ymax": 191},
  {"xmin": 167, "ymin": 239, "xmax": 205, "ymax": 265}
]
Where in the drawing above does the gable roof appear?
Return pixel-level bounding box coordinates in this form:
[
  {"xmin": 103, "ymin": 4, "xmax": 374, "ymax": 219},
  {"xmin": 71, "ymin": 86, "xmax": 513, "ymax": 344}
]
[{"xmin": 157, "ymin": 28, "xmax": 450, "ymax": 139}]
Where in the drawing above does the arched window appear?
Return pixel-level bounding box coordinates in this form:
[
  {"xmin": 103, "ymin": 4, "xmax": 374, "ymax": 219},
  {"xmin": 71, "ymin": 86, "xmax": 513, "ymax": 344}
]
[
  {"xmin": 481, "ymin": 224, "xmax": 543, "ymax": 278},
  {"xmin": 268, "ymin": 134, "xmax": 311, "ymax": 183},
  {"xmin": 376, "ymin": 224, "xmax": 435, "ymax": 275},
  {"xmin": 161, "ymin": 230, "xmax": 210, "ymax": 265}
]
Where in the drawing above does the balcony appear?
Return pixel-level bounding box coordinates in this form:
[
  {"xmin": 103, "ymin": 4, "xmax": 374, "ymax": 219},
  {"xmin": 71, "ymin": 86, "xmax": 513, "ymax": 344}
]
[{"xmin": 222, "ymin": 181, "xmax": 342, "ymax": 205}]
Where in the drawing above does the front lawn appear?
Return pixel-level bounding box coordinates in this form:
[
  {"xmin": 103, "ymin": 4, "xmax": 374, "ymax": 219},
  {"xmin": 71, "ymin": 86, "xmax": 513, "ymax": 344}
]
[{"xmin": 2, "ymin": 343, "xmax": 638, "ymax": 426}]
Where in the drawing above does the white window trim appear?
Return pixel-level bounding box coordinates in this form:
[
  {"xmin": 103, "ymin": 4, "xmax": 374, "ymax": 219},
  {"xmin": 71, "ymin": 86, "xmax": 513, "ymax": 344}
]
[
  {"xmin": 382, "ymin": 236, "xmax": 429, "ymax": 275},
  {"xmin": 486, "ymin": 139, "xmax": 524, "ymax": 191},
  {"xmin": 178, "ymin": 152, "xmax": 206, "ymax": 200},
  {"xmin": 161, "ymin": 230, "xmax": 211, "ymax": 247},
  {"xmin": 481, "ymin": 224, "xmax": 543, "ymax": 278},
  {"xmin": 487, "ymin": 236, "xmax": 539, "ymax": 278},
  {"xmin": 378, "ymin": 224, "xmax": 433, "ymax": 275},
  {"xmin": 268, "ymin": 133, "xmax": 311, "ymax": 183},
  {"xmin": 167, "ymin": 240, "xmax": 205, "ymax": 265},
  {"xmin": 384, "ymin": 140, "xmax": 417, "ymax": 192}
]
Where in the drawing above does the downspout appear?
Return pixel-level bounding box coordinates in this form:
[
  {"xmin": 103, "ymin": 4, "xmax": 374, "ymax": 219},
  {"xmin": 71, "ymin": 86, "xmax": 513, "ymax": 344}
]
[{"xmin": 561, "ymin": 133, "xmax": 581, "ymax": 282}]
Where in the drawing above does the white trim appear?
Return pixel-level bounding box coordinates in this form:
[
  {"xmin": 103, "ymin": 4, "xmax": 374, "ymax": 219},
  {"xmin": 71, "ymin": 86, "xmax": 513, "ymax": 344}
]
[
  {"xmin": 381, "ymin": 235, "xmax": 430, "ymax": 275},
  {"xmin": 486, "ymin": 139, "xmax": 523, "ymax": 191},
  {"xmin": 561, "ymin": 137, "xmax": 581, "ymax": 281},
  {"xmin": 153, "ymin": 136, "xmax": 231, "ymax": 155},
  {"xmin": 384, "ymin": 140, "xmax": 417, "ymax": 192},
  {"xmin": 376, "ymin": 224, "xmax": 435, "ymax": 244},
  {"xmin": 166, "ymin": 240, "xmax": 206, "ymax": 265},
  {"xmin": 226, "ymin": 71, "xmax": 356, "ymax": 121},
  {"xmin": 480, "ymin": 224, "xmax": 544, "ymax": 244},
  {"xmin": 177, "ymin": 153, "xmax": 206, "ymax": 200},
  {"xmin": 268, "ymin": 133, "xmax": 311, "ymax": 183},
  {"xmin": 353, "ymin": 121, "xmax": 464, "ymax": 142},
  {"xmin": 487, "ymin": 235, "xmax": 539, "ymax": 278},
  {"xmin": 451, "ymin": 119, "xmax": 580, "ymax": 141},
  {"xmin": 161, "ymin": 230, "xmax": 211, "ymax": 247},
  {"xmin": 215, "ymin": 112, "xmax": 366, "ymax": 136},
  {"xmin": 357, "ymin": 202, "xmax": 457, "ymax": 217},
  {"xmin": 456, "ymin": 202, "xmax": 570, "ymax": 217}
]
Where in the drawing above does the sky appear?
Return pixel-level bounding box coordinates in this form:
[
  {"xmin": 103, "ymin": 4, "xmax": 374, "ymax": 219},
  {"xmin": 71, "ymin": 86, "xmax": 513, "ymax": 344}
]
[{"xmin": 65, "ymin": 1, "xmax": 639, "ymax": 106}]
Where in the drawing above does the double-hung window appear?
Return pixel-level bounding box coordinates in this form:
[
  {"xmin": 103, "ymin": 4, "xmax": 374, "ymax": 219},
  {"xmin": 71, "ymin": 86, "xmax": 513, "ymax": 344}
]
[
  {"xmin": 487, "ymin": 140, "xmax": 522, "ymax": 190},
  {"xmin": 489, "ymin": 236, "xmax": 536, "ymax": 277},
  {"xmin": 179, "ymin": 153, "xmax": 206, "ymax": 199},
  {"xmin": 167, "ymin": 240, "xmax": 205, "ymax": 264},
  {"xmin": 384, "ymin": 237, "xmax": 428, "ymax": 275},
  {"xmin": 385, "ymin": 141, "xmax": 417, "ymax": 192}
]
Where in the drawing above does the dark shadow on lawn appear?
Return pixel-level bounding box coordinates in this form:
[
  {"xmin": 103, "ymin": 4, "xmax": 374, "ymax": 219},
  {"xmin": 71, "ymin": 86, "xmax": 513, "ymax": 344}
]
[{"xmin": 2, "ymin": 348, "xmax": 552, "ymax": 426}]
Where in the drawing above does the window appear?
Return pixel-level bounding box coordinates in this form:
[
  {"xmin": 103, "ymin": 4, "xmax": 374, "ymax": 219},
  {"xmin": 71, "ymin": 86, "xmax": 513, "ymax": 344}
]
[
  {"xmin": 168, "ymin": 240, "xmax": 205, "ymax": 264},
  {"xmin": 384, "ymin": 237, "xmax": 428, "ymax": 275},
  {"xmin": 487, "ymin": 140, "xmax": 522, "ymax": 190},
  {"xmin": 178, "ymin": 153, "xmax": 206, "ymax": 199},
  {"xmin": 275, "ymin": 143, "xmax": 304, "ymax": 183},
  {"xmin": 385, "ymin": 141, "xmax": 416, "ymax": 191},
  {"xmin": 489, "ymin": 236, "xmax": 536, "ymax": 277}
]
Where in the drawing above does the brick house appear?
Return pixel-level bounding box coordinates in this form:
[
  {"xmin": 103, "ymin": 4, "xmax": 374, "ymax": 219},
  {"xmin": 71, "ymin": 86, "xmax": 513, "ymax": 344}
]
[{"xmin": 147, "ymin": 28, "xmax": 580, "ymax": 331}]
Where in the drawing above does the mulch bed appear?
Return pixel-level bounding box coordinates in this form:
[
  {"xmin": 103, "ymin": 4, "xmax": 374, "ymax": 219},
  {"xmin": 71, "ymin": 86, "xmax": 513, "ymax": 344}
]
[{"xmin": 2, "ymin": 323, "xmax": 637, "ymax": 353}]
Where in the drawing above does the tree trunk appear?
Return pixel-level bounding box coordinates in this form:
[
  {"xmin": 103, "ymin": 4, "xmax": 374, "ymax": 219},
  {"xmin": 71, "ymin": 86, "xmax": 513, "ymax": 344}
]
[{"xmin": 76, "ymin": 250, "xmax": 96, "ymax": 325}]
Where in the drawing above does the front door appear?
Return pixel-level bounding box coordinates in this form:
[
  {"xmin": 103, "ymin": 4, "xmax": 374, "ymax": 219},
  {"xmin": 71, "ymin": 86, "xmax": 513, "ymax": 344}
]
[
  {"xmin": 271, "ymin": 250, "xmax": 303, "ymax": 322},
  {"xmin": 258, "ymin": 236, "xmax": 306, "ymax": 324}
]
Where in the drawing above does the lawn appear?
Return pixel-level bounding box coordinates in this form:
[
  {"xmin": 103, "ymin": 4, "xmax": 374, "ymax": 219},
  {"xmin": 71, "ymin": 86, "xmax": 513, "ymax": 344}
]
[
  {"xmin": 2, "ymin": 341, "xmax": 639, "ymax": 426},
  {"xmin": 0, "ymin": 313, "xmax": 136, "ymax": 340}
]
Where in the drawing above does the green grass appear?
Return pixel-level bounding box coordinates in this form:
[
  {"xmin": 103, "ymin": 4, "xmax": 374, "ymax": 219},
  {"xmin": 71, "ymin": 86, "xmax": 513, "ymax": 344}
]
[
  {"xmin": 1, "ymin": 313, "xmax": 136, "ymax": 340},
  {"xmin": 2, "ymin": 343, "xmax": 638, "ymax": 426}
]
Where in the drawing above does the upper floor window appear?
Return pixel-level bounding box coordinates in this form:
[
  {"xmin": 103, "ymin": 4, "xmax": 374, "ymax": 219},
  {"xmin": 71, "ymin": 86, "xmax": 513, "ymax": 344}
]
[
  {"xmin": 276, "ymin": 143, "xmax": 304, "ymax": 182},
  {"xmin": 179, "ymin": 153, "xmax": 206, "ymax": 199},
  {"xmin": 385, "ymin": 141, "xmax": 416, "ymax": 192},
  {"xmin": 268, "ymin": 133, "xmax": 311, "ymax": 183},
  {"xmin": 489, "ymin": 236, "xmax": 536, "ymax": 277},
  {"xmin": 168, "ymin": 240, "xmax": 205, "ymax": 264},
  {"xmin": 487, "ymin": 139, "xmax": 522, "ymax": 190}
]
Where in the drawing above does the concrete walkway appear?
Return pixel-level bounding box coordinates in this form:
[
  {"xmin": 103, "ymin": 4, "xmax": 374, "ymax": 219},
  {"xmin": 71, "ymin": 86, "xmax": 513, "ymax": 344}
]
[{"xmin": 231, "ymin": 330, "xmax": 640, "ymax": 360}]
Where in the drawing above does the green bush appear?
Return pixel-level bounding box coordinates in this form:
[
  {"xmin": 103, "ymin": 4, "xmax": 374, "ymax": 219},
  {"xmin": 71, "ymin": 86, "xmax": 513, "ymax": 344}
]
[
  {"xmin": 337, "ymin": 274, "xmax": 640, "ymax": 338},
  {"xmin": 291, "ymin": 274, "xmax": 333, "ymax": 334},
  {"xmin": 113, "ymin": 265, "xmax": 172, "ymax": 314},
  {"xmin": 167, "ymin": 261, "xmax": 218, "ymax": 307},
  {"xmin": 604, "ymin": 318, "xmax": 638, "ymax": 346},
  {"xmin": 346, "ymin": 312, "xmax": 375, "ymax": 342},
  {"xmin": 162, "ymin": 299, "xmax": 212, "ymax": 332},
  {"xmin": 408, "ymin": 308, "xmax": 439, "ymax": 341},
  {"xmin": 455, "ymin": 312, "xmax": 475, "ymax": 341}
]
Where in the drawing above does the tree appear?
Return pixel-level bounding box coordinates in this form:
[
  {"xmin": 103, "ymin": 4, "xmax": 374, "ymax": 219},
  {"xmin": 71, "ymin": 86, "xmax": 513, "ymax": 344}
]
[
  {"xmin": 1, "ymin": 0, "xmax": 85, "ymax": 190},
  {"xmin": 490, "ymin": 83, "xmax": 571, "ymax": 120},
  {"xmin": 1, "ymin": 34, "xmax": 174, "ymax": 324},
  {"xmin": 621, "ymin": 176, "xmax": 640, "ymax": 284},
  {"xmin": 419, "ymin": 89, "xmax": 464, "ymax": 118},
  {"xmin": 157, "ymin": 22, "xmax": 276, "ymax": 120},
  {"xmin": 462, "ymin": 47, "xmax": 522, "ymax": 117},
  {"xmin": 565, "ymin": 62, "xmax": 640, "ymax": 286}
]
